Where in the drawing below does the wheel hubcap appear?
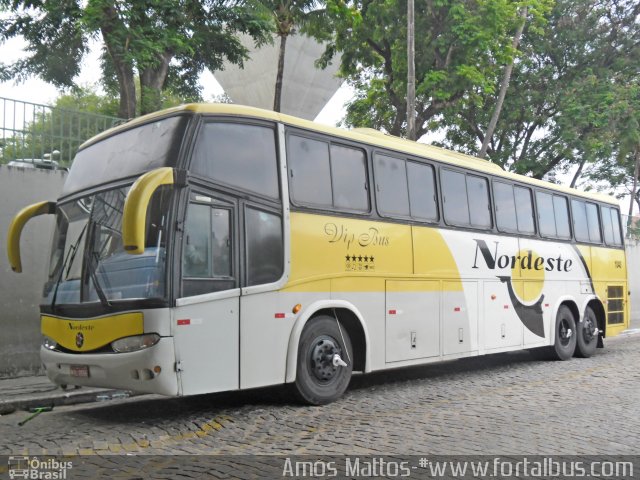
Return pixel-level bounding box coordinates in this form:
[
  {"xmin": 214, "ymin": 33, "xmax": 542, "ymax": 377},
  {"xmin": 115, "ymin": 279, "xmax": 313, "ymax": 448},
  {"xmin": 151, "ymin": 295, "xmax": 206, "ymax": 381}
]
[
  {"xmin": 309, "ymin": 336, "xmax": 342, "ymax": 383},
  {"xmin": 582, "ymin": 317, "xmax": 596, "ymax": 342},
  {"xmin": 559, "ymin": 319, "xmax": 572, "ymax": 346}
]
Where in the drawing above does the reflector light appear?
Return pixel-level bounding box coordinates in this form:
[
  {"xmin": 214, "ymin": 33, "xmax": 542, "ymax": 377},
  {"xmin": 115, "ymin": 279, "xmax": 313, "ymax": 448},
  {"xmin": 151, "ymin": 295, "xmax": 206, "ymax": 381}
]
[
  {"xmin": 275, "ymin": 313, "xmax": 285, "ymax": 319},
  {"xmin": 454, "ymin": 307, "xmax": 461, "ymax": 312},
  {"xmin": 177, "ymin": 319, "xmax": 190, "ymax": 326},
  {"xmin": 388, "ymin": 309, "xmax": 397, "ymax": 315}
]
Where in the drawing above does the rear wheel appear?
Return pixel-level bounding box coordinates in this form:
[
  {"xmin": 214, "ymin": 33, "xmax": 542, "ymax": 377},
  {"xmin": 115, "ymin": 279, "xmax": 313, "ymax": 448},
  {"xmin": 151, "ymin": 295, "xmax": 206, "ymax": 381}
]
[
  {"xmin": 294, "ymin": 316, "xmax": 353, "ymax": 405},
  {"xmin": 550, "ymin": 305, "xmax": 577, "ymax": 360},
  {"xmin": 530, "ymin": 305, "xmax": 577, "ymax": 360},
  {"xmin": 575, "ymin": 306, "xmax": 598, "ymax": 358}
]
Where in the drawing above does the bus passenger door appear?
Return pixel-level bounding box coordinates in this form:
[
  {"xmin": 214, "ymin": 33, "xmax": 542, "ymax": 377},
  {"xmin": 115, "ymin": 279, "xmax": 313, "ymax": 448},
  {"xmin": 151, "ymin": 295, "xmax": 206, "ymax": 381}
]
[{"xmin": 173, "ymin": 194, "xmax": 240, "ymax": 396}]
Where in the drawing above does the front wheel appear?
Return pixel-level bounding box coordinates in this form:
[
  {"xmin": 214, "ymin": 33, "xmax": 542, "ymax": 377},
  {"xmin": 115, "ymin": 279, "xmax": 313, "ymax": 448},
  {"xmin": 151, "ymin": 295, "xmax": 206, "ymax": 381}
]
[
  {"xmin": 575, "ymin": 306, "xmax": 598, "ymax": 358},
  {"xmin": 294, "ymin": 316, "xmax": 353, "ymax": 405}
]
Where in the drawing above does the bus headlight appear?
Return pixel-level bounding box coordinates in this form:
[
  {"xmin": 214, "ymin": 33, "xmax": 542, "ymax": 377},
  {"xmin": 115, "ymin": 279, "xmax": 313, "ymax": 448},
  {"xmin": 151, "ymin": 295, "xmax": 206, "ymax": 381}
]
[
  {"xmin": 42, "ymin": 336, "xmax": 58, "ymax": 350},
  {"xmin": 112, "ymin": 334, "xmax": 160, "ymax": 353}
]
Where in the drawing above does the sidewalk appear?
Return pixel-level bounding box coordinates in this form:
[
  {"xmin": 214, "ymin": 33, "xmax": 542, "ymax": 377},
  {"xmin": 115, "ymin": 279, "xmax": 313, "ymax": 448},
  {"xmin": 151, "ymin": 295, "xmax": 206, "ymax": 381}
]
[{"xmin": 0, "ymin": 375, "xmax": 135, "ymax": 415}]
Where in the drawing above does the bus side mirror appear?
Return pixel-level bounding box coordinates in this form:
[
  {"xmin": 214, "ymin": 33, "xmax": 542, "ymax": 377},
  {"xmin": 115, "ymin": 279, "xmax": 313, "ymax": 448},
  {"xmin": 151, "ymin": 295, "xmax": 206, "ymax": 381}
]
[
  {"xmin": 122, "ymin": 167, "xmax": 176, "ymax": 255},
  {"xmin": 7, "ymin": 201, "xmax": 56, "ymax": 273}
]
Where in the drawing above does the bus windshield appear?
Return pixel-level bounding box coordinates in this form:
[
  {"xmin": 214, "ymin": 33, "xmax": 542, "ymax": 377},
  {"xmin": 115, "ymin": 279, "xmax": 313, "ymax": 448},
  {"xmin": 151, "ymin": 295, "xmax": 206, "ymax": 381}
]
[{"xmin": 44, "ymin": 186, "xmax": 173, "ymax": 306}]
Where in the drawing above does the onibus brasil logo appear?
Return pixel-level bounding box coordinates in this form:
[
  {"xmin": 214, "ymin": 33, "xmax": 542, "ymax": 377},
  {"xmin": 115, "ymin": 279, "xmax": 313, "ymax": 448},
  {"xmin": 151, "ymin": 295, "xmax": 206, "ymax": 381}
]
[
  {"xmin": 8, "ymin": 456, "xmax": 72, "ymax": 479},
  {"xmin": 472, "ymin": 239, "xmax": 575, "ymax": 338}
]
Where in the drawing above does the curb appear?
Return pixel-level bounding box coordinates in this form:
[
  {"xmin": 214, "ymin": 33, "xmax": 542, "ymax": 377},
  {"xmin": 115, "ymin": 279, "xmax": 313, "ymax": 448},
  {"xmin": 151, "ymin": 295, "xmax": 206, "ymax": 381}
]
[{"xmin": 0, "ymin": 389, "xmax": 145, "ymax": 413}]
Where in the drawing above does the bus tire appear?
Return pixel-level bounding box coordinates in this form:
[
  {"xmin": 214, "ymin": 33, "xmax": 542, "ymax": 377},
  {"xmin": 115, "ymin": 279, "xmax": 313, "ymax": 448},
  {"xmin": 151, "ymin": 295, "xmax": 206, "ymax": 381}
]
[
  {"xmin": 550, "ymin": 305, "xmax": 577, "ymax": 360},
  {"xmin": 575, "ymin": 306, "xmax": 598, "ymax": 358},
  {"xmin": 294, "ymin": 316, "xmax": 353, "ymax": 405}
]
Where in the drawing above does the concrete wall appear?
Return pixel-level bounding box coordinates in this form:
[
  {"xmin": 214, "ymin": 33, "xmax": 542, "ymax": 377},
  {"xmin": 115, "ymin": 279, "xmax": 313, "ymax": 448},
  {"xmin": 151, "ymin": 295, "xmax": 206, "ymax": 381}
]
[
  {"xmin": 0, "ymin": 166, "xmax": 67, "ymax": 378},
  {"xmin": 627, "ymin": 240, "xmax": 640, "ymax": 326}
]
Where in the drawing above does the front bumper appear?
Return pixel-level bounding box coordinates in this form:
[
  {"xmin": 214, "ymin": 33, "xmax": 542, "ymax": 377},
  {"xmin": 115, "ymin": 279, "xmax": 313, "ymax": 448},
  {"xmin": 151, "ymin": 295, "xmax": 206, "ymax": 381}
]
[{"xmin": 41, "ymin": 337, "xmax": 179, "ymax": 396}]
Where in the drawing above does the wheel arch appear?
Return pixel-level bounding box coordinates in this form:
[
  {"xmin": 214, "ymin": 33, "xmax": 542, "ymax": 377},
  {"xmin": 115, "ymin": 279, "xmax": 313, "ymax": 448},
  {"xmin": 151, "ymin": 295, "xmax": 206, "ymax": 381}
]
[{"xmin": 285, "ymin": 300, "xmax": 371, "ymax": 383}]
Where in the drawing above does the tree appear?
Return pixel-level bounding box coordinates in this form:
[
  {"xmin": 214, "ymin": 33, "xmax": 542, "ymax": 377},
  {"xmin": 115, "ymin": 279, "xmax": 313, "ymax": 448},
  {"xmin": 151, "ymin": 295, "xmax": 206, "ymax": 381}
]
[
  {"xmin": 0, "ymin": 1, "xmax": 272, "ymax": 118},
  {"xmin": 478, "ymin": 5, "xmax": 528, "ymax": 158},
  {"xmin": 439, "ymin": 0, "xmax": 640, "ymax": 186},
  {"xmin": 319, "ymin": 0, "xmax": 539, "ymax": 138},
  {"xmin": 255, "ymin": 1, "xmax": 326, "ymax": 112}
]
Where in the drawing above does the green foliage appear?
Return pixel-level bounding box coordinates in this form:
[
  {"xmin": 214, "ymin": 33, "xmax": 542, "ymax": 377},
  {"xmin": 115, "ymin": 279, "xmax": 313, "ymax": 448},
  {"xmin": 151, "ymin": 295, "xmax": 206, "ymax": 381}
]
[
  {"xmin": 1, "ymin": 1, "xmax": 273, "ymax": 117},
  {"xmin": 320, "ymin": 0, "xmax": 546, "ymax": 137},
  {"xmin": 438, "ymin": 0, "xmax": 640, "ymax": 190}
]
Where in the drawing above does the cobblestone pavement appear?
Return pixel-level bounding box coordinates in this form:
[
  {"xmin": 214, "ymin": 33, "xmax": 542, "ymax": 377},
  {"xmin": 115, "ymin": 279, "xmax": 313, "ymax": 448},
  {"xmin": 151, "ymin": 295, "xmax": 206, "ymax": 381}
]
[{"xmin": 1, "ymin": 333, "xmax": 639, "ymax": 457}]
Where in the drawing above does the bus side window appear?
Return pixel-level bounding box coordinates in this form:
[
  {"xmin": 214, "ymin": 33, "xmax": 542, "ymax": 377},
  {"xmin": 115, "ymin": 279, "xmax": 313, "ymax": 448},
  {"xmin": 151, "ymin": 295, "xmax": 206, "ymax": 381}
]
[
  {"xmin": 441, "ymin": 169, "xmax": 470, "ymax": 226},
  {"xmin": 375, "ymin": 154, "xmax": 410, "ymax": 217},
  {"xmin": 182, "ymin": 201, "xmax": 234, "ymax": 297},
  {"xmin": 585, "ymin": 202, "xmax": 602, "ymax": 243},
  {"xmin": 536, "ymin": 191, "xmax": 556, "ymax": 237},
  {"xmin": 514, "ymin": 186, "xmax": 535, "ymax": 234},
  {"xmin": 603, "ymin": 206, "xmax": 623, "ymax": 246},
  {"xmin": 245, "ymin": 206, "xmax": 284, "ymax": 286}
]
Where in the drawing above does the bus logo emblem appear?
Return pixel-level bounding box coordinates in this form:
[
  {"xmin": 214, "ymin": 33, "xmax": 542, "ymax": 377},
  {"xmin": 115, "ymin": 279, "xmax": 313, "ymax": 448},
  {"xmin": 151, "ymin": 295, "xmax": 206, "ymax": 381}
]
[{"xmin": 76, "ymin": 332, "xmax": 84, "ymax": 348}]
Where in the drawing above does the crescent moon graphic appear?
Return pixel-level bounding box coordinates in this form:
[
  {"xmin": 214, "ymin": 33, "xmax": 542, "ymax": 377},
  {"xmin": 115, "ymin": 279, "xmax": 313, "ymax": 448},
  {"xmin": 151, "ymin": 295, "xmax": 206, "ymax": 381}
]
[{"xmin": 497, "ymin": 276, "xmax": 545, "ymax": 338}]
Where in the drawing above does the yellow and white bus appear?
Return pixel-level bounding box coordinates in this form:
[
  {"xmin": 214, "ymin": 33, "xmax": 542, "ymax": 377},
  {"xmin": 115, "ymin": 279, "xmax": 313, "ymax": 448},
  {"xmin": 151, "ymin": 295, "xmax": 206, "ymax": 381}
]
[{"xmin": 7, "ymin": 104, "xmax": 629, "ymax": 404}]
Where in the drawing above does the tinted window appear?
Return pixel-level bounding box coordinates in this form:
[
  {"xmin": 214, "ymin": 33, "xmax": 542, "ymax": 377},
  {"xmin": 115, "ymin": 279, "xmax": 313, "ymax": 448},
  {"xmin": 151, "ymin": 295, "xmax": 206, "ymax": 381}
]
[
  {"xmin": 586, "ymin": 203, "xmax": 602, "ymax": 243},
  {"xmin": 611, "ymin": 208, "xmax": 622, "ymax": 245},
  {"xmin": 494, "ymin": 182, "xmax": 517, "ymax": 232},
  {"xmin": 192, "ymin": 123, "xmax": 279, "ymax": 199},
  {"xmin": 289, "ymin": 135, "xmax": 369, "ymax": 212},
  {"xmin": 289, "ymin": 135, "xmax": 332, "ymax": 207},
  {"xmin": 602, "ymin": 207, "xmax": 622, "ymax": 246},
  {"xmin": 407, "ymin": 162, "xmax": 438, "ymax": 221},
  {"xmin": 514, "ymin": 186, "xmax": 535, "ymax": 234},
  {"xmin": 442, "ymin": 170, "xmax": 469, "ymax": 225},
  {"xmin": 330, "ymin": 144, "xmax": 369, "ymax": 211},
  {"xmin": 375, "ymin": 154, "xmax": 410, "ymax": 216},
  {"xmin": 553, "ymin": 195, "xmax": 571, "ymax": 239},
  {"xmin": 182, "ymin": 200, "xmax": 234, "ymax": 297},
  {"xmin": 246, "ymin": 207, "xmax": 284, "ymax": 286},
  {"xmin": 572, "ymin": 200, "xmax": 589, "ymax": 242},
  {"xmin": 64, "ymin": 115, "xmax": 188, "ymax": 197},
  {"xmin": 467, "ymin": 175, "xmax": 491, "ymax": 228},
  {"xmin": 536, "ymin": 192, "xmax": 556, "ymax": 237}
]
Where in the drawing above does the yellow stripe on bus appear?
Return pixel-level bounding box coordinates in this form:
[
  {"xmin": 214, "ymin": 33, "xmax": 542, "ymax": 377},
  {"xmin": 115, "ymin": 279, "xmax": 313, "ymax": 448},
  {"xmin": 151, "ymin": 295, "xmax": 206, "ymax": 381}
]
[{"xmin": 42, "ymin": 312, "xmax": 144, "ymax": 352}]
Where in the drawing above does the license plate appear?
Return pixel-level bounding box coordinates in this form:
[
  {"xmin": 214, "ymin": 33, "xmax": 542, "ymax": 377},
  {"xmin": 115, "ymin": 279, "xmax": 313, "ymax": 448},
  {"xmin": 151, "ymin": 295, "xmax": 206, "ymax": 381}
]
[{"xmin": 70, "ymin": 365, "xmax": 90, "ymax": 378}]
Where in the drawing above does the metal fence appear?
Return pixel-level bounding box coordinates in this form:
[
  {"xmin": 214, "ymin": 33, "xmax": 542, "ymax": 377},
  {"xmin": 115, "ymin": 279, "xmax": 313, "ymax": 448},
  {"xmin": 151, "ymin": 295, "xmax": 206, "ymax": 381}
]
[{"xmin": 0, "ymin": 97, "xmax": 122, "ymax": 168}]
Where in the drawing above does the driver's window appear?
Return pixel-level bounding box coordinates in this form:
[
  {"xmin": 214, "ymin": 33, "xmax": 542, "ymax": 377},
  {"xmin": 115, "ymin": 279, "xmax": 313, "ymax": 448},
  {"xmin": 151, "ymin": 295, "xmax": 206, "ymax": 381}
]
[{"xmin": 182, "ymin": 198, "xmax": 234, "ymax": 297}]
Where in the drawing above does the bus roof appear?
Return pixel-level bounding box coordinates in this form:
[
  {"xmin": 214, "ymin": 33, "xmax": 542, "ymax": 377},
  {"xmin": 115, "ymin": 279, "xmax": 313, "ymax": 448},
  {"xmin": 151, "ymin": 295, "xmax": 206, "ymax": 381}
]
[{"xmin": 83, "ymin": 103, "xmax": 617, "ymax": 206}]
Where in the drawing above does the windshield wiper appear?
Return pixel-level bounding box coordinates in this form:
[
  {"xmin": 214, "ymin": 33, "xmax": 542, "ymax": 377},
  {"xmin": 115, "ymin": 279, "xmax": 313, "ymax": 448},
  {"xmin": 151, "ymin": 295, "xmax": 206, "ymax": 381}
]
[
  {"xmin": 88, "ymin": 256, "xmax": 112, "ymax": 309},
  {"xmin": 51, "ymin": 223, "xmax": 88, "ymax": 310},
  {"xmin": 82, "ymin": 225, "xmax": 112, "ymax": 309}
]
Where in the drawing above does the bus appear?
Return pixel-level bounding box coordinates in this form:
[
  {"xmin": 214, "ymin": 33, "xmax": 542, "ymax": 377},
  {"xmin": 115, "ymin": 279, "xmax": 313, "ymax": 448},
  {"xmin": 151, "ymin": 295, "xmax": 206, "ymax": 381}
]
[{"xmin": 7, "ymin": 104, "xmax": 630, "ymax": 405}]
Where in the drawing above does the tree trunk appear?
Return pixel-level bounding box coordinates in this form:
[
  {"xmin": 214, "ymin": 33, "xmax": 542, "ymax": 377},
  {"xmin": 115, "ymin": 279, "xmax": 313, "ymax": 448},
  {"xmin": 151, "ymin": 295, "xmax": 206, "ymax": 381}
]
[
  {"xmin": 273, "ymin": 34, "xmax": 288, "ymax": 113},
  {"xmin": 629, "ymin": 147, "xmax": 640, "ymax": 218},
  {"xmin": 570, "ymin": 157, "xmax": 587, "ymax": 188},
  {"xmin": 114, "ymin": 62, "xmax": 136, "ymax": 119},
  {"xmin": 406, "ymin": 0, "xmax": 416, "ymax": 140},
  {"xmin": 140, "ymin": 52, "xmax": 172, "ymax": 116},
  {"xmin": 478, "ymin": 6, "xmax": 528, "ymax": 159}
]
